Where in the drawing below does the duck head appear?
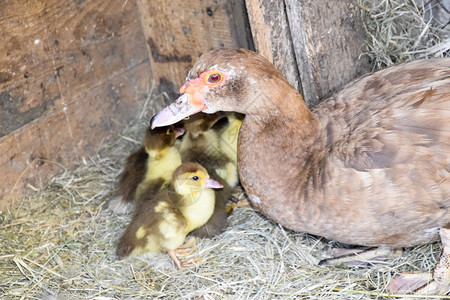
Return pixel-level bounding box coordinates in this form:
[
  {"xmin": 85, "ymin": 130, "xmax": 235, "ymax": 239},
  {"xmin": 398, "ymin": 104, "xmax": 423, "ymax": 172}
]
[{"xmin": 152, "ymin": 49, "xmax": 304, "ymax": 129}]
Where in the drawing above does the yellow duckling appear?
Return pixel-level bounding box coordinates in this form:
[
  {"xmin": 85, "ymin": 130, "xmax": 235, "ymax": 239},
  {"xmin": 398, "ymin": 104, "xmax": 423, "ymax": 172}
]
[
  {"xmin": 214, "ymin": 112, "xmax": 244, "ymax": 189},
  {"xmin": 134, "ymin": 121, "xmax": 185, "ymax": 201},
  {"xmin": 116, "ymin": 162, "xmax": 223, "ymax": 268},
  {"xmin": 109, "ymin": 121, "xmax": 184, "ymax": 214}
]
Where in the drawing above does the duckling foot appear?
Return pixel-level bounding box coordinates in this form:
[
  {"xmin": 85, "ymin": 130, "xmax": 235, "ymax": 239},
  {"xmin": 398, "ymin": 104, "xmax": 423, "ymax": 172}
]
[
  {"xmin": 167, "ymin": 249, "xmax": 184, "ymax": 269},
  {"xmin": 388, "ymin": 227, "xmax": 450, "ymax": 296},
  {"xmin": 167, "ymin": 249, "xmax": 205, "ymax": 269},
  {"xmin": 173, "ymin": 237, "xmax": 198, "ymax": 257},
  {"xmin": 167, "ymin": 238, "xmax": 205, "ymax": 268},
  {"xmin": 235, "ymin": 198, "xmax": 251, "ymax": 208},
  {"xmin": 227, "ymin": 198, "xmax": 252, "ymax": 214},
  {"xmin": 319, "ymin": 246, "xmax": 402, "ymax": 267}
]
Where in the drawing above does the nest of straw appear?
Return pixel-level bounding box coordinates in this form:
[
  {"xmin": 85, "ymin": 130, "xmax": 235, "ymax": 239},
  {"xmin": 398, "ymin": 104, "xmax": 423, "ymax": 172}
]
[{"xmin": 1, "ymin": 1, "xmax": 449, "ymax": 299}]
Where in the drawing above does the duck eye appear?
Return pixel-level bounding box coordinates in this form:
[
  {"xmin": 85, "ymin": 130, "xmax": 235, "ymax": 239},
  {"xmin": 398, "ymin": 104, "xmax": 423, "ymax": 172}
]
[
  {"xmin": 208, "ymin": 73, "xmax": 221, "ymax": 84},
  {"xmin": 166, "ymin": 128, "xmax": 173, "ymax": 135},
  {"xmin": 192, "ymin": 176, "xmax": 199, "ymax": 181}
]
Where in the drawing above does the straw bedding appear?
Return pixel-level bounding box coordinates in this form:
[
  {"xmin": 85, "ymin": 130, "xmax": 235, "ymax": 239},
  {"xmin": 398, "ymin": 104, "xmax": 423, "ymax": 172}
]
[{"xmin": 1, "ymin": 1, "xmax": 449, "ymax": 299}]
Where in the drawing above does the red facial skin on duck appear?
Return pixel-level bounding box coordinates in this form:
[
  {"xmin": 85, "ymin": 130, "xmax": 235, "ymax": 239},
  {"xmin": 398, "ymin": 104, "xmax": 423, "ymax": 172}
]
[{"xmin": 152, "ymin": 70, "xmax": 228, "ymax": 128}]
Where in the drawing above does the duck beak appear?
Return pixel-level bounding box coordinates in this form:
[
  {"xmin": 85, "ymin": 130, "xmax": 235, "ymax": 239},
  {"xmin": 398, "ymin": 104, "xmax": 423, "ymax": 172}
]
[
  {"xmin": 152, "ymin": 93, "xmax": 207, "ymax": 129},
  {"xmin": 203, "ymin": 178, "xmax": 223, "ymax": 189}
]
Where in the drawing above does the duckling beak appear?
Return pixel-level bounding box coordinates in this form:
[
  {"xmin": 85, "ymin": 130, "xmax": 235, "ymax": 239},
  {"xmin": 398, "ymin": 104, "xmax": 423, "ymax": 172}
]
[
  {"xmin": 203, "ymin": 178, "xmax": 223, "ymax": 189},
  {"xmin": 152, "ymin": 93, "xmax": 207, "ymax": 129},
  {"xmin": 173, "ymin": 127, "xmax": 185, "ymax": 138}
]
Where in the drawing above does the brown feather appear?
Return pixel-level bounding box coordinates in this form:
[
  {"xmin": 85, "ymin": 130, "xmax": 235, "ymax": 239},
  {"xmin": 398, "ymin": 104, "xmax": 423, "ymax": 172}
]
[{"xmin": 116, "ymin": 146, "xmax": 148, "ymax": 203}]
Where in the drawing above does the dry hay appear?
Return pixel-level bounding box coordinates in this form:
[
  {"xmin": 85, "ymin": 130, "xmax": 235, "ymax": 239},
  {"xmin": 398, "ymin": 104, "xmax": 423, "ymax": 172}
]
[
  {"xmin": 1, "ymin": 1, "xmax": 450, "ymax": 299},
  {"xmin": 359, "ymin": 0, "xmax": 449, "ymax": 68}
]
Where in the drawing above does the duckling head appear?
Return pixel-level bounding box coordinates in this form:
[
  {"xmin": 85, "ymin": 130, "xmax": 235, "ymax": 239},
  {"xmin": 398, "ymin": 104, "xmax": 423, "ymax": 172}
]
[
  {"xmin": 172, "ymin": 162, "xmax": 223, "ymax": 206},
  {"xmin": 144, "ymin": 120, "xmax": 185, "ymax": 156},
  {"xmin": 171, "ymin": 162, "xmax": 223, "ymax": 231},
  {"xmin": 183, "ymin": 112, "xmax": 226, "ymax": 139}
]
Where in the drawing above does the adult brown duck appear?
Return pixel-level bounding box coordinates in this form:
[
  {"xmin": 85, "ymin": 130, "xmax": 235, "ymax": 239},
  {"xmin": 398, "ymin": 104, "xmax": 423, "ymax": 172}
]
[{"xmin": 152, "ymin": 49, "xmax": 450, "ymax": 293}]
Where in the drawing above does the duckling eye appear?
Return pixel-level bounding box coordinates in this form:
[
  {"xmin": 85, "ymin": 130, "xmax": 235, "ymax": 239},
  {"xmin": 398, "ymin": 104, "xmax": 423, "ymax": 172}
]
[
  {"xmin": 166, "ymin": 128, "xmax": 173, "ymax": 135},
  {"xmin": 192, "ymin": 176, "xmax": 199, "ymax": 181},
  {"xmin": 207, "ymin": 73, "xmax": 221, "ymax": 84}
]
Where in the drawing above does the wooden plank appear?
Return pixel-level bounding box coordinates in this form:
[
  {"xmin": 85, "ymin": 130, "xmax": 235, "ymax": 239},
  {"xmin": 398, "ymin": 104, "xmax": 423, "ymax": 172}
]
[
  {"xmin": 0, "ymin": 0, "xmax": 149, "ymax": 137},
  {"xmin": 0, "ymin": 63, "xmax": 152, "ymax": 210},
  {"xmin": 245, "ymin": 0, "xmax": 302, "ymax": 94},
  {"xmin": 136, "ymin": 0, "xmax": 252, "ymax": 100},
  {"xmin": 0, "ymin": 0, "xmax": 152, "ymax": 209},
  {"xmin": 286, "ymin": 0, "xmax": 370, "ymax": 106},
  {"xmin": 245, "ymin": 0, "xmax": 370, "ymax": 107}
]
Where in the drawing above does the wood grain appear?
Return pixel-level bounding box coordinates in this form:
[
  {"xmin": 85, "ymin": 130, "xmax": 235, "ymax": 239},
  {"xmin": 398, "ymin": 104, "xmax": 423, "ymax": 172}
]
[
  {"xmin": 0, "ymin": 0, "xmax": 149, "ymax": 137},
  {"xmin": 286, "ymin": 0, "xmax": 370, "ymax": 106},
  {"xmin": 245, "ymin": 0, "xmax": 302, "ymax": 94},
  {"xmin": 245, "ymin": 0, "xmax": 370, "ymax": 107},
  {"xmin": 0, "ymin": 0, "xmax": 151, "ymax": 208},
  {"xmin": 0, "ymin": 63, "xmax": 153, "ymax": 210}
]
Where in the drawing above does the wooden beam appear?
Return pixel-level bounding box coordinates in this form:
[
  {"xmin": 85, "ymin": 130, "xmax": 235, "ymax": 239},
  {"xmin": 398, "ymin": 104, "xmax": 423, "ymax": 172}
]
[
  {"xmin": 245, "ymin": 0, "xmax": 302, "ymax": 94},
  {"xmin": 245, "ymin": 0, "xmax": 371, "ymax": 106},
  {"xmin": 136, "ymin": 0, "xmax": 252, "ymax": 100},
  {"xmin": 286, "ymin": 0, "xmax": 370, "ymax": 106},
  {"xmin": 0, "ymin": 63, "xmax": 152, "ymax": 210}
]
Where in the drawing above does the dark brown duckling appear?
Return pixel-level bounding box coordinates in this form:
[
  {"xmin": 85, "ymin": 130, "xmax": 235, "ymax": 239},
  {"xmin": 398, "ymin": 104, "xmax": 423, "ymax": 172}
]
[{"xmin": 113, "ymin": 146, "xmax": 148, "ymax": 212}]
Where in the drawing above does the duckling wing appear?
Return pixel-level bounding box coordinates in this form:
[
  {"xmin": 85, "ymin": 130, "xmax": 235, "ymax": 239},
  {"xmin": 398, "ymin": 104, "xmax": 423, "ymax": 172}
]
[
  {"xmin": 117, "ymin": 146, "xmax": 148, "ymax": 203},
  {"xmin": 134, "ymin": 177, "xmax": 167, "ymax": 209}
]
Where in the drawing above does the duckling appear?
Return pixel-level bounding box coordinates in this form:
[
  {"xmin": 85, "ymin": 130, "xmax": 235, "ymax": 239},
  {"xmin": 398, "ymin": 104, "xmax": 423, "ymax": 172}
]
[
  {"xmin": 180, "ymin": 113, "xmax": 233, "ymax": 238},
  {"xmin": 116, "ymin": 162, "xmax": 223, "ymax": 268},
  {"xmin": 108, "ymin": 121, "xmax": 184, "ymax": 214},
  {"xmin": 214, "ymin": 113, "xmax": 244, "ymax": 189},
  {"xmin": 133, "ymin": 121, "xmax": 185, "ymax": 201},
  {"xmin": 181, "ymin": 112, "xmax": 242, "ymax": 186},
  {"xmin": 179, "ymin": 112, "xmax": 225, "ymax": 162}
]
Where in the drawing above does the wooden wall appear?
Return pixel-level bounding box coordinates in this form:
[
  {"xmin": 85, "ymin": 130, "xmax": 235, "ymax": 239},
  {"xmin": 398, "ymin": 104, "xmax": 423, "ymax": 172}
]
[{"xmin": 0, "ymin": 0, "xmax": 250, "ymax": 209}]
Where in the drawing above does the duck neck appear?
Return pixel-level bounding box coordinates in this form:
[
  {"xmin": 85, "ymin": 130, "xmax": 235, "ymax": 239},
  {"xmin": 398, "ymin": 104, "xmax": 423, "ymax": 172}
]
[
  {"xmin": 245, "ymin": 79, "xmax": 318, "ymax": 138},
  {"xmin": 237, "ymin": 83, "xmax": 328, "ymax": 215},
  {"xmin": 239, "ymin": 79, "xmax": 325, "ymax": 182}
]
